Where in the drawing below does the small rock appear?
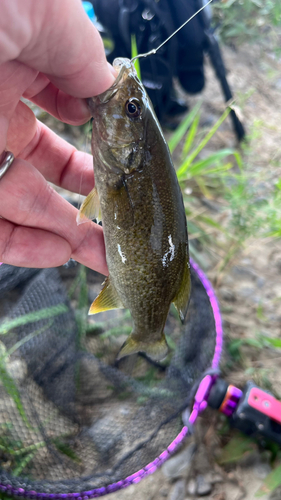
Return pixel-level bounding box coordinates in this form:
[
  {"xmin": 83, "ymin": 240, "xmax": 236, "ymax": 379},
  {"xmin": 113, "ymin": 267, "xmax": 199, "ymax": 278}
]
[
  {"xmin": 275, "ymin": 78, "xmax": 281, "ymax": 90},
  {"xmin": 275, "ymin": 258, "xmax": 281, "ymax": 273},
  {"xmin": 77, "ymin": 357, "xmax": 113, "ymax": 401},
  {"xmin": 192, "ymin": 444, "xmax": 211, "ymax": 472},
  {"xmin": 197, "ymin": 475, "xmax": 212, "ymax": 496},
  {"xmin": 168, "ymin": 479, "xmax": 186, "ymax": 500},
  {"xmin": 212, "ymin": 494, "xmax": 226, "ymax": 500},
  {"xmin": 257, "ymin": 277, "xmax": 265, "ymax": 288},
  {"xmin": 253, "ymin": 461, "xmax": 272, "ymax": 480},
  {"xmin": 187, "ymin": 478, "xmax": 197, "ymax": 496},
  {"xmin": 162, "ymin": 443, "xmax": 196, "ymax": 479},
  {"xmin": 87, "ymin": 416, "xmax": 123, "ymax": 454},
  {"xmin": 270, "ymin": 485, "xmax": 281, "ymax": 500},
  {"xmin": 159, "ymin": 485, "xmax": 169, "ymax": 497},
  {"xmin": 219, "ymin": 286, "xmax": 236, "ymax": 302},
  {"xmin": 6, "ymin": 359, "xmax": 27, "ymax": 381},
  {"xmin": 204, "ymin": 471, "xmax": 223, "ymax": 484},
  {"xmin": 236, "ymin": 285, "xmax": 255, "ymax": 298}
]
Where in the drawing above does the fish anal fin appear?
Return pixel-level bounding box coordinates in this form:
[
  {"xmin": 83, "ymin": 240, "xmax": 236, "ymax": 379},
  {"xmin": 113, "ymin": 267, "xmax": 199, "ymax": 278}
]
[
  {"xmin": 89, "ymin": 276, "xmax": 124, "ymax": 314},
  {"xmin": 173, "ymin": 258, "xmax": 191, "ymax": 324},
  {"xmin": 117, "ymin": 332, "xmax": 168, "ymax": 361},
  {"xmin": 76, "ymin": 186, "xmax": 101, "ymax": 225}
]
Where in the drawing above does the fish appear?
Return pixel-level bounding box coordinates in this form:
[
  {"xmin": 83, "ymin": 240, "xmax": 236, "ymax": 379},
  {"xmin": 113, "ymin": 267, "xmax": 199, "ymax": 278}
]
[{"xmin": 77, "ymin": 57, "xmax": 191, "ymax": 361}]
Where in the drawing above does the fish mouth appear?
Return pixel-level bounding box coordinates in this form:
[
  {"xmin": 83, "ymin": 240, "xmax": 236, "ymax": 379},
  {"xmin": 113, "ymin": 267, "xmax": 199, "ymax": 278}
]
[
  {"xmin": 87, "ymin": 58, "xmax": 136, "ymax": 112},
  {"xmin": 87, "ymin": 87, "xmax": 119, "ymax": 112}
]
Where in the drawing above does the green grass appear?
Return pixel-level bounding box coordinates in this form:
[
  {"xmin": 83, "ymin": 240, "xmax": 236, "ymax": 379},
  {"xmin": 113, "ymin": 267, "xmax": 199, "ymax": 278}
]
[
  {"xmin": 217, "ymin": 430, "xmax": 281, "ymax": 497},
  {"xmin": 213, "ymin": 0, "xmax": 281, "ymax": 47},
  {"xmin": 0, "ymin": 296, "xmax": 78, "ymax": 476},
  {"xmin": 0, "ymin": 305, "xmax": 68, "ymax": 335},
  {"xmin": 168, "ymin": 103, "xmax": 280, "ymax": 275},
  {"xmin": 131, "ymin": 34, "xmax": 141, "ymax": 79},
  {"xmin": 0, "ymin": 316, "xmax": 62, "ymax": 428}
]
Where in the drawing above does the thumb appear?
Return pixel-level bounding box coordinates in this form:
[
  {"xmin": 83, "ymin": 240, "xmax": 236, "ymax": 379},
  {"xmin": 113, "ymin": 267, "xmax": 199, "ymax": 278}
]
[{"xmin": 1, "ymin": 0, "xmax": 115, "ymax": 98}]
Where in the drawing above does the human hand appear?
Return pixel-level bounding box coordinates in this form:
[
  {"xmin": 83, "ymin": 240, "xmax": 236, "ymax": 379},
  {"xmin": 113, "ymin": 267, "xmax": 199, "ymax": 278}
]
[{"xmin": 0, "ymin": 0, "xmax": 116, "ymax": 275}]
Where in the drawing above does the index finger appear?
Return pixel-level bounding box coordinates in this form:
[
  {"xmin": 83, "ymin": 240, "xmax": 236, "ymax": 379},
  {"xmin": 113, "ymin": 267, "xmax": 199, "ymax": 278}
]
[{"xmin": 7, "ymin": 105, "xmax": 95, "ymax": 196}]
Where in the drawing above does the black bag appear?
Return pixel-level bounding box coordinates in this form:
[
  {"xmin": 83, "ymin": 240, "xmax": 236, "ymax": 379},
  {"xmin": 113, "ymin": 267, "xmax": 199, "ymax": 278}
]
[{"xmin": 91, "ymin": 0, "xmax": 245, "ymax": 140}]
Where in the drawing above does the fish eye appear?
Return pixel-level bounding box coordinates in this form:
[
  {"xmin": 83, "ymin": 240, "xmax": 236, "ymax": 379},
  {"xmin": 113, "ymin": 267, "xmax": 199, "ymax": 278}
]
[{"xmin": 125, "ymin": 98, "xmax": 141, "ymax": 119}]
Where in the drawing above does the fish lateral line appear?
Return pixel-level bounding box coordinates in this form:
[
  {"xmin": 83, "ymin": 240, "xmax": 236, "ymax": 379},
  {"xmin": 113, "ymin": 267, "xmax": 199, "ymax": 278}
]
[{"xmin": 131, "ymin": 0, "xmax": 213, "ymax": 63}]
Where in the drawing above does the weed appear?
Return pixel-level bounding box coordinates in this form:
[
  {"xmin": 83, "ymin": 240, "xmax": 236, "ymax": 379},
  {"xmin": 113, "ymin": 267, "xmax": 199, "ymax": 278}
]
[
  {"xmin": 213, "ymin": 0, "xmax": 281, "ymax": 46},
  {"xmin": 218, "ymin": 431, "xmax": 281, "ymax": 497},
  {"xmin": 131, "ymin": 34, "xmax": 141, "ymax": 79},
  {"xmin": 168, "ymin": 103, "xmax": 281, "ymax": 276}
]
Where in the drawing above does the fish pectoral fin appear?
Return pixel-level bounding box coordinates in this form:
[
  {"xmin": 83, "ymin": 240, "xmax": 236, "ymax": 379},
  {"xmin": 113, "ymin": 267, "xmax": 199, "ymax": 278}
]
[
  {"xmin": 173, "ymin": 258, "xmax": 191, "ymax": 324},
  {"xmin": 117, "ymin": 332, "xmax": 169, "ymax": 361},
  {"xmin": 89, "ymin": 276, "xmax": 124, "ymax": 314},
  {"xmin": 76, "ymin": 186, "xmax": 101, "ymax": 225}
]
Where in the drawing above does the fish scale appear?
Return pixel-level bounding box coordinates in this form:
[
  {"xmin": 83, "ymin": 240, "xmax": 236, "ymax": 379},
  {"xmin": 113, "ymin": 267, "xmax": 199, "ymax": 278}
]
[{"xmin": 78, "ymin": 57, "xmax": 191, "ymax": 361}]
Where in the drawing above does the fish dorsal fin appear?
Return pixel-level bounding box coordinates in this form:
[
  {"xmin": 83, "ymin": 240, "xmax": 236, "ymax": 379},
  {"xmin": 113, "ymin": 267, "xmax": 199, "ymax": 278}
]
[
  {"xmin": 89, "ymin": 276, "xmax": 124, "ymax": 314},
  {"xmin": 76, "ymin": 186, "xmax": 101, "ymax": 225},
  {"xmin": 173, "ymin": 258, "xmax": 191, "ymax": 324}
]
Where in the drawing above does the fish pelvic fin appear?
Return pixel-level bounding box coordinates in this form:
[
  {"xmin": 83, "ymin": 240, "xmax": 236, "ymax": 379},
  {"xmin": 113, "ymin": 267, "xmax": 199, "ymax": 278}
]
[
  {"xmin": 173, "ymin": 257, "xmax": 191, "ymax": 324},
  {"xmin": 89, "ymin": 276, "xmax": 124, "ymax": 314},
  {"xmin": 117, "ymin": 331, "xmax": 169, "ymax": 361},
  {"xmin": 76, "ymin": 186, "xmax": 101, "ymax": 225}
]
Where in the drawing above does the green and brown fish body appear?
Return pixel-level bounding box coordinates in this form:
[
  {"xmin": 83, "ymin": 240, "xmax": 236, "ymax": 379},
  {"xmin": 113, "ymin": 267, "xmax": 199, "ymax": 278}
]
[{"xmin": 78, "ymin": 58, "xmax": 190, "ymax": 360}]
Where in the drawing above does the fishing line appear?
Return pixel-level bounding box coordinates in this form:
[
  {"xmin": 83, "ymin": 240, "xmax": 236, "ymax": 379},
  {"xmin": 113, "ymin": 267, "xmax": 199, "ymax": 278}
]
[{"xmin": 131, "ymin": 0, "xmax": 213, "ymax": 62}]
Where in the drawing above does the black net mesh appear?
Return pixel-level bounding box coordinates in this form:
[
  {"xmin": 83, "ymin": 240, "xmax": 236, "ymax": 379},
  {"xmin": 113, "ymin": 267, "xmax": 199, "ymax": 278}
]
[{"xmin": 0, "ymin": 263, "xmax": 217, "ymax": 494}]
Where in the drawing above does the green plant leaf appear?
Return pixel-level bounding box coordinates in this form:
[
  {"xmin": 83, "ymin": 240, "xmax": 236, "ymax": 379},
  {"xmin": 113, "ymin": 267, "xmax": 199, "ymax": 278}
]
[
  {"xmin": 255, "ymin": 464, "xmax": 281, "ymax": 497},
  {"xmin": 186, "ymin": 149, "xmax": 235, "ymax": 176},
  {"xmin": 165, "ymin": 334, "xmax": 177, "ymax": 351},
  {"xmin": 78, "ymin": 265, "xmax": 88, "ymax": 310},
  {"xmin": 182, "ymin": 111, "xmax": 200, "ymax": 157},
  {"xmin": 13, "ymin": 452, "xmax": 35, "ymax": 477},
  {"xmin": 52, "ymin": 438, "xmax": 81, "ymax": 463},
  {"xmin": 217, "ymin": 434, "xmax": 257, "ymax": 464},
  {"xmin": 0, "ymin": 363, "xmax": 30, "ymax": 427},
  {"xmin": 0, "ymin": 305, "xmax": 68, "ymax": 335},
  {"xmin": 100, "ymin": 325, "xmax": 132, "ymax": 339},
  {"xmin": 189, "ymin": 160, "xmax": 234, "ymax": 180},
  {"xmin": 176, "ymin": 107, "xmax": 232, "ymax": 179},
  {"xmin": 6, "ymin": 324, "xmax": 52, "ymax": 357},
  {"xmin": 131, "ymin": 34, "xmax": 141, "ymax": 79},
  {"xmin": 198, "ymin": 216, "xmax": 225, "ymax": 231},
  {"xmin": 260, "ymin": 336, "xmax": 281, "ymax": 349},
  {"xmin": 168, "ymin": 101, "xmax": 202, "ymax": 154}
]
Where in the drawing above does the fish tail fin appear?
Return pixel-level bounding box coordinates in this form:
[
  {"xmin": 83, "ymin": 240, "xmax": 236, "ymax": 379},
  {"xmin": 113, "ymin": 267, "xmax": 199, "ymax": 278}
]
[
  {"xmin": 117, "ymin": 331, "xmax": 169, "ymax": 361},
  {"xmin": 173, "ymin": 257, "xmax": 191, "ymax": 324}
]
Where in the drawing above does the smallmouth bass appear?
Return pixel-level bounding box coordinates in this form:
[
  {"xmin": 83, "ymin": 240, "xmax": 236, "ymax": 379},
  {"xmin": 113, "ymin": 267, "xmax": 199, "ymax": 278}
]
[{"xmin": 78, "ymin": 58, "xmax": 191, "ymax": 361}]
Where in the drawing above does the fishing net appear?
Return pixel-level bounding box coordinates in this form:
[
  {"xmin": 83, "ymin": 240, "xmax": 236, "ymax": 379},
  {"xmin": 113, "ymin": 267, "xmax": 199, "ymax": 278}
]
[{"xmin": 0, "ymin": 259, "xmax": 222, "ymax": 498}]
